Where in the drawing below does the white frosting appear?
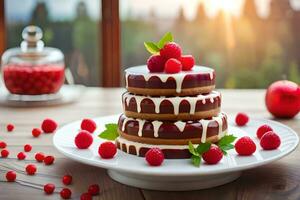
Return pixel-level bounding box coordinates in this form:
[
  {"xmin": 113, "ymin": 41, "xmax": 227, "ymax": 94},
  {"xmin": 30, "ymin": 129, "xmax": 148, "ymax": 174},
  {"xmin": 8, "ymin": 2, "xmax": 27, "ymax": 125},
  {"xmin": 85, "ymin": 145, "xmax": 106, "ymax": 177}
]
[
  {"xmin": 152, "ymin": 121, "xmax": 163, "ymax": 138},
  {"xmin": 125, "ymin": 73, "xmax": 130, "ymax": 88},
  {"xmin": 125, "ymin": 65, "xmax": 214, "ymax": 94},
  {"xmin": 174, "ymin": 121, "xmax": 186, "ymax": 132},
  {"xmin": 136, "ymin": 119, "xmax": 146, "ymax": 137},
  {"xmin": 209, "ymin": 71, "xmax": 214, "ymax": 80},
  {"xmin": 120, "ymin": 112, "xmax": 226, "ymax": 141},
  {"xmin": 117, "ymin": 136, "xmax": 193, "ymax": 151},
  {"xmin": 200, "ymin": 119, "xmax": 210, "ymax": 143},
  {"xmin": 123, "ymin": 91, "xmax": 220, "ymax": 115},
  {"xmin": 213, "ymin": 115, "xmax": 224, "ymax": 139}
]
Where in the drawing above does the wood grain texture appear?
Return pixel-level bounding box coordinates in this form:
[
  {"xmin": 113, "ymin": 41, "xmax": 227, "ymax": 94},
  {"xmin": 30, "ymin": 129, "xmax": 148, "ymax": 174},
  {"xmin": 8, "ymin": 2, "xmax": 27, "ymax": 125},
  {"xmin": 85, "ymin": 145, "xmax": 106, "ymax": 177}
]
[
  {"xmin": 101, "ymin": 0, "xmax": 121, "ymax": 87},
  {"xmin": 0, "ymin": 88, "xmax": 299, "ymax": 200}
]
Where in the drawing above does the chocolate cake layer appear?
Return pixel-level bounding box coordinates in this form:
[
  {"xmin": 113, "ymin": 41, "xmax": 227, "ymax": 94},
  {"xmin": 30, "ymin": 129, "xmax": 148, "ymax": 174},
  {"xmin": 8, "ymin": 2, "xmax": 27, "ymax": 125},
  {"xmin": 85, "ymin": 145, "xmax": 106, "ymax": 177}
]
[
  {"xmin": 125, "ymin": 65, "xmax": 215, "ymax": 96},
  {"xmin": 116, "ymin": 136, "xmax": 223, "ymax": 159},
  {"xmin": 122, "ymin": 91, "xmax": 221, "ymax": 120},
  {"xmin": 118, "ymin": 112, "xmax": 228, "ymax": 141}
]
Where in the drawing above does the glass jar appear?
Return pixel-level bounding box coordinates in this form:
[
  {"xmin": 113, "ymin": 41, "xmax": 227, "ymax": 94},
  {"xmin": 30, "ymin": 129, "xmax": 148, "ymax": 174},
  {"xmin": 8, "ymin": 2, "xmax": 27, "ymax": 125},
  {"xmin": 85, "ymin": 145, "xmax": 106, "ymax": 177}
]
[{"xmin": 1, "ymin": 26, "xmax": 65, "ymax": 95}]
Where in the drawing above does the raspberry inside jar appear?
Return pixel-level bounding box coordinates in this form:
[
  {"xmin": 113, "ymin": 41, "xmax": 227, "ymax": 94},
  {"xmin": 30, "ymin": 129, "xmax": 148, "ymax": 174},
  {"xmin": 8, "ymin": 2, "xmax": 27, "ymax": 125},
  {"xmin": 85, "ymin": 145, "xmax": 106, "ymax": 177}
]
[{"xmin": 3, "ymin": 64, "xmax": 65, "ymax": 95}]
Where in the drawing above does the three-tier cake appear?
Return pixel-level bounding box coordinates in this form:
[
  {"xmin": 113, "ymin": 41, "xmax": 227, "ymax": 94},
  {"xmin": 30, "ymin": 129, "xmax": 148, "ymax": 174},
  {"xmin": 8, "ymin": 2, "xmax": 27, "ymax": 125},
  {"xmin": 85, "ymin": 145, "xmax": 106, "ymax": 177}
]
[{"xmin": 116, "ymin": 65, "xmax": 228, "ymax": 159}]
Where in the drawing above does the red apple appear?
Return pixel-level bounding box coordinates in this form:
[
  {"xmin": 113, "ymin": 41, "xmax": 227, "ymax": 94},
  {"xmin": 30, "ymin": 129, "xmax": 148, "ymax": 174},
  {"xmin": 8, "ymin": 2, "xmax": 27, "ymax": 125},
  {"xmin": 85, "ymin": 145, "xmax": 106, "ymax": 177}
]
[{"xmin": 265, "ymin": 80, "xmax": 300, "ymax": 118}]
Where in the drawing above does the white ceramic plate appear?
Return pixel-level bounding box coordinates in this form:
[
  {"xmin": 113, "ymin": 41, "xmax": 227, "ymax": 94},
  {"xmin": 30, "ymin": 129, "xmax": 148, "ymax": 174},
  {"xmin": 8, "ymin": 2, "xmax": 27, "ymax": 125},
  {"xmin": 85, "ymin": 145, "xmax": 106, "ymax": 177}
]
[{"xmin": 53, "ymin": 115, "xmax": 299, "ymax": 191}]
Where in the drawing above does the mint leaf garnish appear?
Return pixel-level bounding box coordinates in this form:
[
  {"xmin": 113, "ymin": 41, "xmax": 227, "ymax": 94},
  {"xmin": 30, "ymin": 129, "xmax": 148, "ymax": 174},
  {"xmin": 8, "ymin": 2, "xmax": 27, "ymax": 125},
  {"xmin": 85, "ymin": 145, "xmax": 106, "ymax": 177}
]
[
  {"xmin": 217, "ymin": 135, "xmax": 237, "ymax": 155},
  {"xmin": 98, "ymin": 123, "xmax": 119, "ymax": 140},
  {"xmin": 144, "ymin": 42, "xmax": 160, "ymax": 54},
  {"xmin": 188, "ymin": 141, "xmax": 211, "ymax": 167},
  {"xmin": 196, "ymin": 142, "xmax": 211, "ymax": 154},
  {"xmin": 192, "ymin": 155, "xmax": 201, "ymax": 167},
  {"xmin": 188, "ymin": 141, "xmax": 199, "ymax": 156},
  {"xmin": 157, "ymin": 32, "xmax": 173, "ymax": 49}
]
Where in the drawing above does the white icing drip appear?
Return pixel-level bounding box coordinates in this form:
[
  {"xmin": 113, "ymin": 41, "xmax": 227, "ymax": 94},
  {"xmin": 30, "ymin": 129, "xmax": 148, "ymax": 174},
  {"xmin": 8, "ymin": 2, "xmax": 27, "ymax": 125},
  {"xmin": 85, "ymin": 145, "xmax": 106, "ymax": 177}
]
[
  {"xmin": 213, "ymin": 116, "xmax": 223, "ymax": 139},
  {"xmin": 175, "ymin": 75, "xmax": 185, "ymax": 93},
  {"xmin": 173, "ymin": 96, "xmax": 181, "ymax": 115},
  {"xmin": 117, "ymin": 136, "xmax": 195, "ymax": 150},
  {"xmin": 209, "ymin": 71, "xmax": 214, "ymax": 80},
  {"xmin": 135, "ymin": 145, "xmax": 141, "ymax": 156},
  {"xmin": 122, "ymin": 91, "xmax": 220, "ymax": 116},
  {"xmin": 125, "ymin": 143, "xmax": 129, "ymax": 153},
  {"xmin": 121, "ymin": 118, "xmax": 130, "ymax": 132},
  {"xmin": 200, "ymin": 119, "xmax": 210, "ymax": 143},
  {"xmin": 188, "ymin": 97, "xmax": 197, "ymax": 114},
  {"xmin": 136, "ymin": 119, "xmax": 146, "ymax": 137},
  {"xmin": 125, "ymin": 73, "xmax": 129, "ymax": 88},
  {"xmin": 150, "ymin": 98, "xmax": 164, "ymax": 113},
  {"xmin": 174, "ymin": 121, "xmax": 186, "ymax": 132},
  {"xmin": 152, "ymin": 121, "xmax": 163, "ymax": 138}
]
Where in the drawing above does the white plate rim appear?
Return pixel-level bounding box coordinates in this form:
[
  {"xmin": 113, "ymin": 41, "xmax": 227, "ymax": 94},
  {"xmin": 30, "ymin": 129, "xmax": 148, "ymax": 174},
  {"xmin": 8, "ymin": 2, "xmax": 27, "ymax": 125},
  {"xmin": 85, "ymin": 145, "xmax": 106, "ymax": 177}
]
[{"xmin": 53, "ymin": 115, "xmax": 299, "ymax": 176}]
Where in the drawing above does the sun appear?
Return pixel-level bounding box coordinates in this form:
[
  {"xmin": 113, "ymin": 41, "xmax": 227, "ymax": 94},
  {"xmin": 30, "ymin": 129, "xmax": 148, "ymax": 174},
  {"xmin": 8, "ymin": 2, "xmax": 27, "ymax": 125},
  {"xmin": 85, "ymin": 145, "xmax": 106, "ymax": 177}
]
[{"xmin": 204, "ymin": 0, "xmax": 236, "ymax": 15}]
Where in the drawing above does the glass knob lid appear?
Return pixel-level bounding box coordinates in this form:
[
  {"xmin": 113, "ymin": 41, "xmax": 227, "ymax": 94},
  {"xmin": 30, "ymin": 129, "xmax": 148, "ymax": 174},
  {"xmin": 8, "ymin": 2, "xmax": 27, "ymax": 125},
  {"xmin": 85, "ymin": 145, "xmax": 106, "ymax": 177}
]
[{"xmin": 21, "ymin": 25, "xmax": 44, "ymax": 52}]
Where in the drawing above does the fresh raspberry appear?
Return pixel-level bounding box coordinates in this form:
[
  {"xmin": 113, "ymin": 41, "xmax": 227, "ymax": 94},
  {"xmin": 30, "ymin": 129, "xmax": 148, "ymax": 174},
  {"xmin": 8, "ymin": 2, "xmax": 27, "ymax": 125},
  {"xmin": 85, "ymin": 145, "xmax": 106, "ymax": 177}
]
[
  {"xmin": 164, "ymin": 58, "xmax": 182, "ymax": 74},
  {"xmin": 44, "ymin": 155, "xmax": 55, "ymax": 165},
  {"xmin": 235, "ymin": 113, "xmax": 249, "ymax": 126},
  {"xmin": 17, "ymin": 152, "xmax": 26, "ymax": 160},
  {"xmin": 60, "ymin": 188, "xmax": 72, "ymax": 199},
  {"xmin": 256, "ymin": 125, "xmax": 273, "ymax": 139},
  {"xmin": 44, "ymin": 183, "xmax": 55, "ymax": 194},
  {"xmin": 24, "ymin": 144, "xmax": 32, "ymax": 152},
  {"xmin": 1, "ymin": 149, "xmax": 9, "ymax": 158},
  {"xmin": 41, "ymin": 118, "xmax": 57, "ymax": 133},
  {"xmin": 62, "ymin": 175, "xmax": 72, "ymax": 185},
  {"xmin": 179, "ymin": 55, "xmax": 195, "ymax": 71},
  {"xmin": 260, "ymin": 131, "xmax": 281, "ymax": 150},
  {"xmin": 98, "ymin": 142, "xmax": 117, "ymax": 159},
  {"xmin": 35, "ymin": 152, "xmax": 45, "ymax": 162},
  {"xmin": 147, "ymin": 55, "xmax": 165, "ymax": 72},
  {"xmin": 26, "ymin": 164, "xmax": 37, "ymax": 175},
  {"xmin": 0, "ymin": 141, "xmax": 7, "ymax": 148},
  {"xmin": 88, "ymin": 184, "xmax": 100, "ymax": 196},
  {"xmin": 160, "ymin": 42, "xmax": 182, "ymax": 59},
  {"xmin": 81, "ymin": 193, "xmax": 92, "ymax": 200},
  {"xmin": 81, "ymin": 119, "xmax": 97, "ymax": 133},
  {"xmin": 202, "ymin": 145, "xmax": 223, "ymax": 164},
  {"xmin": 75, "ymin": 131, "xmax": 93, "ymax": 149},
  {"xmin": 6, "ymin": 124, "xmax": 14, "ymax": 132},
  {"xmin": 6, "ymin": 171, "xmax": 16, "ymax": 182},
  {"xmin": 235, "ymin": 136, "xmax": 256, "ymax": 156},
  {"xmin": 32, "ymin": 128, "xmax": 42, "ymax": 137},
  {"xmin": 145, "ymin": 148, "xmax": 164, "ymax": 166}
]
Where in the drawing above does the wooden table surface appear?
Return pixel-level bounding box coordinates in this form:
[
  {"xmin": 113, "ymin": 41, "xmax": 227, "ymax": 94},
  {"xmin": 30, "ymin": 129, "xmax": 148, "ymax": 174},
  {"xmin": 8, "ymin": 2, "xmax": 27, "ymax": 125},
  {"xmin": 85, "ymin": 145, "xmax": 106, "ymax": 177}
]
[{"xmin": 0, "ymin": 88, "xmax": 299, "ymax": 200}]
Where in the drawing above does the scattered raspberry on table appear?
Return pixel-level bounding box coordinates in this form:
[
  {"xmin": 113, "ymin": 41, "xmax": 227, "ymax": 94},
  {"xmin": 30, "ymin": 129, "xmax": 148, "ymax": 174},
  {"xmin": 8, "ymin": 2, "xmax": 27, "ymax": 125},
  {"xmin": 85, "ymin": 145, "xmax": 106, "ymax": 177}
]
[
  {"xmin": 60, "ymin": 188, "xmax": 72, "ymax": 199},
  {"xmin": 235, "ymin": 113, "xmax": 249, "ymax": 126},
  {"xmin": 6, "ymin": 171, "xmax": 16, "ymax": 182},
  {"xmin": 44, "ymin": 183, "xmax": 55, "ymax": 194},
  {"xmin": 41, "ymin": 118, "xmax": 58, "ymax": 133}
]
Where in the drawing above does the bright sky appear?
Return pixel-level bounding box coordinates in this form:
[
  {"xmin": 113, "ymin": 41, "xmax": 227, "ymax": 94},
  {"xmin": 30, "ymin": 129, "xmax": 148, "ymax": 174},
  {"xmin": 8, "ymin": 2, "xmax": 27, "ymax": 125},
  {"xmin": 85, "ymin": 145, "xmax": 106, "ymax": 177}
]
[
  {"xmin": 120, "ymin": 0, "xmax": 300, "ymax": 20},
  {"xmin": 5, "ymin": 0, "xmax": 300, "ymax": 23}
]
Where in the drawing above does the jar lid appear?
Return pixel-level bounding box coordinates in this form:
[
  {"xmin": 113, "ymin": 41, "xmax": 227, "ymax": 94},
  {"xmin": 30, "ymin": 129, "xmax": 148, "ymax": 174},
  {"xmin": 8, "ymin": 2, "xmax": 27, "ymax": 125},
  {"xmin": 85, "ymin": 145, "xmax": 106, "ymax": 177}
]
[{"xmin": 1, "ymin": 25, "xmax": 64, "ymax": 65}]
